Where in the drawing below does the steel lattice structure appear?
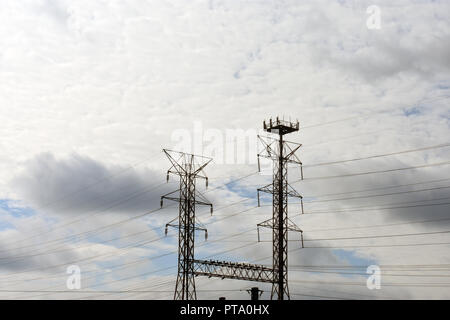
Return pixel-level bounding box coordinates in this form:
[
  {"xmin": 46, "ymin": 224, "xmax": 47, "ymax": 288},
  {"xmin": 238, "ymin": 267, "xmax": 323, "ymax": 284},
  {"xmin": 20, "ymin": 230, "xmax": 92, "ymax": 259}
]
[
  {"xmin": 257, "ymin": 117, "xmax": 304, "ymax": 300},
  {"xmin": 193, "ymin": 260, "xmax": 274, "ymax": 283},
  {"xmin": 160, "ymin": 149, "xmax": 213, "ymax": 300},
  {"xmin": 160, "ymin": 118, "xmax": 303, "ymax": 300}
]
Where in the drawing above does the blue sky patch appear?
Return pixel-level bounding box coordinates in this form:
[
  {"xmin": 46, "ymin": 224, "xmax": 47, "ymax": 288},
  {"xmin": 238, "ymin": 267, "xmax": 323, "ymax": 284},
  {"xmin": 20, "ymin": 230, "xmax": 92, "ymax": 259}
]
[
  {"xmin": 0, "ymin": 199, "xmax": 36, "ymax": 218},
  {"xmin": 223, "ymin": 181, "xmax": 257, "ymax": 202},
  {"xmin": 403, "ymin": 106, "xmax": 422, "ymax": 117},
  {"xmin": 333, "ymin": 249, "xmax": 376, "ymax": 265}
]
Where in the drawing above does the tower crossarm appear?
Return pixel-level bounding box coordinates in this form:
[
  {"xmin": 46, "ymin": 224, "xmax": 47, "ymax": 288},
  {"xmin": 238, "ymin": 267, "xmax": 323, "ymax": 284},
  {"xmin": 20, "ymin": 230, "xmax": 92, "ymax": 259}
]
[
  {"xmin": 192, "ymin": 260, "xmax": 274, "ymax": 283},
  {"xmin": 161, "ymin": 190, "xmax": 213, "ymax": 210},
  {"xmin": 164, "ymin": 149, "xmax": 212, "ymax": 177},
  {"xmin": 256, "ymin": 218, "xmax": 304, "ymax": 248},
  {"xmin": 165, "ymin": 222, "xmax": 208, "ymax": 240},
  {"xmin": 257, "ymin": 135, "xmax": 303, "ymax": 180},
  {"xmin": 286, "ymin": 184, "xmax": 302, "ymax": 199},
  {"xmin": 257, "ymin": 183, "xmax": 304, "ymax": 211},
  {"xmin": 257, "ymin": 184, "xmax": 302, "ymax": 199},
  {"xmin": 160, "ymin": 149, "xmax": 213, "ymax": 300}
]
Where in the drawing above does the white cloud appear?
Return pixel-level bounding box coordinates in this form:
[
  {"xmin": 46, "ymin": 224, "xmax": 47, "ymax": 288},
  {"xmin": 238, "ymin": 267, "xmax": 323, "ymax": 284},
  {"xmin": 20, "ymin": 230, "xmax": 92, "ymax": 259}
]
[{"xmin": 0, "ymin": 0, "xmax": 449, "ymax": 299}]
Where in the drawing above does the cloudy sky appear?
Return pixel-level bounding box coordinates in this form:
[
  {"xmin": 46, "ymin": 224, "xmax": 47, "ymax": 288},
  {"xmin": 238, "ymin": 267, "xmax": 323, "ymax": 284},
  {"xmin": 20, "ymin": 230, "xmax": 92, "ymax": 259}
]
[{"xmin": 0, "ymin": 0, "xmax": 449, "ymax": 300}]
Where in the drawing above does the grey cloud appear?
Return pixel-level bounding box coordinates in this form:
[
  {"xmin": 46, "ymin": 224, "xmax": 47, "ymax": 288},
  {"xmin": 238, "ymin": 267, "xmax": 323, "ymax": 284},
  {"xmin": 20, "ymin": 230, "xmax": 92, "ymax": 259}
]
[
  {"xmin": 33, "ymin": 0, "xmax": 71, "ymax": 25},
  {"xmin": 299, "ymin": 157, "xmax": 450, "ymax": 229},
  {"xmin": 0, "ymin": 0, "xmax": 449, "ymax": 298},
  {"xmin": 11, "ymin": 153, "xmax": 174, "ymax": 216},
  {"xmin": 299, "ymin": 1, "xmax": 450, "ymax": 81},
  {"xmin": 0, "ymin": 240, "xmax": 81, "ymax": 273},
  {"xmin": 331, "ymin": 35, "xmax": 450, "ymax": 81}
]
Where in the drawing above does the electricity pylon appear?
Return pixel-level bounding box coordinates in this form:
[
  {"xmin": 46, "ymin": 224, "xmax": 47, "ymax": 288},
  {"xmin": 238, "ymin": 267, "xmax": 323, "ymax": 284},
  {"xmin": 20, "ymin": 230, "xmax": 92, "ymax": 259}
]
[
  {"xmin": 257, "ymin": 117, "xmax": 304, "ymax": 300},
  {"xmin": 160, "ymin": 117, "xmax": 304, "ymax": 300},
  {"xmin": 160, "ymin": 149, "xmax": 213, "ymax": 300}
]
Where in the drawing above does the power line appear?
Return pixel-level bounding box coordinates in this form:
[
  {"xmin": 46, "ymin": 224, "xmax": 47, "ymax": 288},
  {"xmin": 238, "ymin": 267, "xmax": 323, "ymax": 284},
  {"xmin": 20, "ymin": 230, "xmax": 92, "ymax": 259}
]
[
  {"xmin": 255, "ymin": 229, "xmax": 450, "ymax": 243},
  {"xmin": 290, "ymin": 263, "xmax": 450, "ymax": 270},
  {"xmin": 0, "ymin": 196, "xmax": 255, "ymax": 282},
  {"xmin": 300, "ymin": 242, "xmax": 450, "ymax": 249},
  {"xmin": 0, "ymin": 233, "xmax": 169, "ymax": 280},
  {"xmin": 205, "ymin": 171, "xmax": 259, "ymax": 193},
  {"xmin": 45, "ymin": 242, "xmax": 261, "ymax": 300},
  {"xmin": 7, "ymin": 135, "xmax": 450, "ymax": 298},
  {"xmin": 289, "ymin": 269, "xmax": 450, "ymax": 278},
  {"xmin": 0, "ymin": 196, "xmax": 253, "ymax": 273},
  {"xmin": 2, "ymin": 180, "xmax": 169, "ymax": 249},
  {"xmin": 16, "ymin": 140, "xmax": 444, "ymax": 252},
  {"xmin": 217, "ymin": 196, "xmax": 450, "ymax": 221},
  {"xmin": 302, "ymin": 185, "xmax": 450, "ymax": 204},
  {"xmin": 243, "ymin": 243, "xmax": 450, "ymax": 277},
  {"xmin": 296, "ymin": 284, "xmax": 393, "ymax": 300},
  {"xmin": 301, "ymin": 116, "xmax": 360, "ymax": 129},
  {"xmin": 2, "ymin": 170, "xmax": 257, "ymax": 257},
  {"xmin": 0, "ymin": 206, "xmax": 167, "ymax": 262},
  {"xmin": 304, "ymin": 194, "xmax": 450, "ymax": 213},
  {"xmin": 290, "ymin": 279, "xmax": 450, "ymax": 288},
  {"xmin": 304, "ymin": 176, "xmax": 450, "ymax": 198},
  {"xmin": 4, "ymin": 152, "xmax": 164, "ymax": 244},
  {"xmin": 303, "ymin": 142, "xmax": 450, "ymax": 168},
  {"xmin": 290, "ymin": 292, "xmax": 350, "ymax": 300},
  {"xmin": 4, "ymin": 165, "xmax": 256, "ymax": 258},
  {"xmin": 0, "ymin": 289, "xmax": 241, "ymax": 294},
  {"xmin": 294, "ymin": 201, "xmax": 450, "ymax": 217},
  {"xmin": 13, "ymin": 236, "xmax": 450, "ymax": 298},
  {"xmin": 3, "ymin": 226, "xmax": 260, "ymax": 299},
  {"xmin": 19, "ymin": 152, "xmax": 162, "ymax": 213},
  {"xmin": 6, "ymin": 144, "xmax": 445, "ymax": 253},
  {"xmin": 296, "ymin": 160, "xmax": 450, "ymax": 182},
  {"xmin": 302, "ymin": 94, "xmax": 450, "ymax": 130},
  {"xmin": 303, "ymin": 214, "xmax": 450, "ymax": 233}
]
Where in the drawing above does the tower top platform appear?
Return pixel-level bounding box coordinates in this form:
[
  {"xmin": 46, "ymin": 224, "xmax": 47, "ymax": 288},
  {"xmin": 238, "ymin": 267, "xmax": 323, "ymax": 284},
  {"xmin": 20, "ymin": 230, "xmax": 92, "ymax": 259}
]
[{"xmin": 263, "ymin": 117, "xmax": 299, "ymax": 136}]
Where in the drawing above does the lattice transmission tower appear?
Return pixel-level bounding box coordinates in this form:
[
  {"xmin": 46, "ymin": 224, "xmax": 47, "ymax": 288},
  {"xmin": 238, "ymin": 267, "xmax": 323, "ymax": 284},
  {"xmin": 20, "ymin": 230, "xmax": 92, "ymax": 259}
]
[
  {"xmin": 160, "ymin": 117, "xmax": 304, "ymax": 300},
  {"xmin": 160, "ymin": 149, "xmax": 213, "ymax": 300},
  {"xmin": 257, "ymin": 117, "xmax": 304, "ymax": 300}
]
